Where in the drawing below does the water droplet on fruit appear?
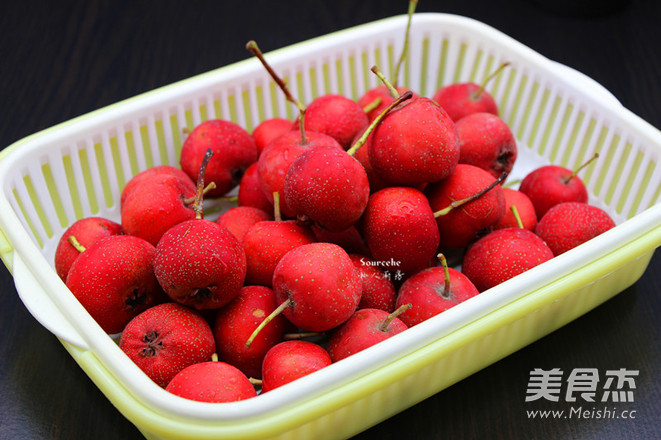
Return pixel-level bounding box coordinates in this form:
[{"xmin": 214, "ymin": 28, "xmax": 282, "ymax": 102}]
[{"xmin": 394, "ymin": 201, "xmax": 416, "ymax": 218}]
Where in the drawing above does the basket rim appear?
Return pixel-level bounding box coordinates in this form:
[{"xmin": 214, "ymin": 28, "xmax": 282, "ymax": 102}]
[
  {"xmin": 1, "ymin": 12, "xmax": 648, "ymax": 164},
  {"xmin": 1, "ymin": 10, "xmax": 661, "ymax": 429}
]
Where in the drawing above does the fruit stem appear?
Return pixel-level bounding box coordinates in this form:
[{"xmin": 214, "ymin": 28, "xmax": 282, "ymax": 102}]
[
  {"xmin": 370, "ymin": 65, "xmax": 400, "ymax": 98},
  {"xmin": 474, "ymin": 62, "xmax": 511, "ymax": 99},
  {"xmin": 273, "ymin": 191, "xmax": 282, "ymax": 221},
  {"xmin": 67, "ymin": 235, "xmax": 86, "ymax": 253},
  {"xmin": 216, "ymin": 194, "xmax": 238, "ymax": 202},
  {"xmin": 245, "ymin": 298, "xmax": 292, "ymax": 348},
  {"xmin": 379, "ymin": 303, "xmax": 412, "ymax": 332},
  {"xmin": 246, "ymin": 40, "xmax": 308, "ymax": 144},
  {"xmin": 183, "ymin": 182, "xmax": 217, "ymax": 205},
  {"xmin": 434, "ymin": 172, "xmax": 508, "ymax": 217},
  {"xmin": 393, "ymin": 0, "xmax": 418, "ymax": 87},
  {"xmin": 564, "ymin": 153, "xmax": 599, "ymax": 184},
  {"xmin": 211, "ymin": 353, "xmax": 219, "ymax": 362},
  {"xmin": 193, "ymin": 149, "xmax": 214, "ymax": 219},
  {"xmin": 347, "ymin": 91, "xmax": 414, "ymax": 156},
  {"xmin": 437, "ymin": 253, "xmax": 452, "ymax": 299},
  {"xmin": 362, "ymin": 96, "xmax": 382, "ymax": 114},
  {"xmin": 503, "ymin": 178, "xmax": 521, "ymax": 188},
  {"xmin": 249, "ymin": 378, "xmax": 263, "ymax": 386},
  {"xmin": 283, "ymin": 331, "xmax": 324, "ymax": 340},
  {"xmin": 511, "ymin": 205, "xmax": 525, "ymax": 229},
  {"xmin": 296, "ymin": 108, "xmax": 309, "ymax": 145}
]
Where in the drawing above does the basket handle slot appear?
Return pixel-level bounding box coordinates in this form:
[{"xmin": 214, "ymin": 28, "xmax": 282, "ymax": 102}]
[{"xmin": 13, "ymin": 253, "xmax": 90, "ymax": 350}]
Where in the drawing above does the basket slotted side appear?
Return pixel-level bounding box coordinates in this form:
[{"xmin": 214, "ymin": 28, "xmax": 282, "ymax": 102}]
[{"xmin": 4, "ymin": 14, "xmax": 661, "ymax": 265}]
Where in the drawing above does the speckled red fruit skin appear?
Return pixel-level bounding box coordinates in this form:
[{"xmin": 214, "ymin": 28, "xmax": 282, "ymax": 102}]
[
  {"xmin": 432, "ymin": 82, "xmax": 498, "ymax": 122},
  {"xmin": 519, "ymin": 165, "xmax": 589, "ymax": 219},
  {"xmin": 357, "ymin": 85, "xmax": 419, "ymax": 122},
  {"xmin": 361, "ymin": 186, "xmax": 440, "ymax": 276},
  {"xmin": 455, "ymin": 112, "xmax": 517, "ymax": 180},
  {"xmin": 350, "ymin": 254, "xmax": 397, "ymax": 312},
  {"xmin": 237, "ymin": 162, "xmax": 273, "ymax": 213},
  {"xmin": 261, "ymin": 340, "xmax": 332, "ymax": 393},
  {"xmin": 426, "ymin": 164, "xmax": 506, "ymax": 249},
  {"xmin": 119, "ymin": 302, "xmax": 216, "ymax": 388},
  {"xmin": 462, "ymin": 227, "xmax": 554, "ymax": 292},
  {"xmin": 494, "ymin": 188, "xmax": 538, "ymax": 231},
  {"xmin": 369, "ymin": 97, "xmax": 460, "ymax": 186},
  {"xmin": 217, "ymin": 206, "xmax": 272, "ymax": 241},
  {"xmin": 252, "ymin": 117, "xmax": 292, "ymax": 156},
  {"xmin": 241, "ymin": 220, "xmax": 316, "ymax": 287},
  {"xmin": 395, "ymin": 266, "xmax": 479, "ymax": 327},
  {"xmin": 213, "ymin": 285, "xmax": 287, "ymax": 379},
  {"xmin": 165, "ymin": 360, "xmax": 257, "ymax": 402},
  {"xmin": 121, "ymin": 165, "xmax": 192, "ymax": 206},
  {"xmin": 303, "ymin": 94, "xmax": 369, "ymax": 149},
  {"xmin": 121, "ymin": 173, "xmax": 197, "ymax": 246},
  {"xmin": 65, "ymin": 235, "xmax": 165, "ymax": 334},
  {"xmin": 257, "ymin": 130, "xmax": 342, "ymax": 218},
  {"xmin": 535, "ymin": 202, "xmax": 615, "ymax": 256},
  {"xmin": 154, "ymin": 219, "xmax": 247, "ymax": 310},
  {"xmin": 272, "ymin": 242, "xmax": 362, "ymax": 332},
  {"xmin": 284, "ymin": 145, "xmax": 370, "ymax": 232},
  {"xmin": 327, "ymin": 308, "xmax": 408, "ymax": 362},
  {"xmin": 54, "ymin": 216, "xmax": 123, "ymax": 281},
  {"xmin": 180, "ymin": 119, "xmax": 258, "ymax": 197}
]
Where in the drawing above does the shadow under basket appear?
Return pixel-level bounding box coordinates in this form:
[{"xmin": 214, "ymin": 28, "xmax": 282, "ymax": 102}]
[{"xmin": 1, "ymin": 12, "xmax": 661, "ymax": 440}]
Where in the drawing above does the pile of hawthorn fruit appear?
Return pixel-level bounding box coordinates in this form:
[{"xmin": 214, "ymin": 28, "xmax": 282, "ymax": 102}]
[{"xmin": 52, "ymin": 10, "xmax": 616, "ymax": 404}]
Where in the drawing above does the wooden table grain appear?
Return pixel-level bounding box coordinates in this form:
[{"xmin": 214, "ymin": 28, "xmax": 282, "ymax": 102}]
[{"xmin": 1, "ymin": 1, "xmax": 660, "ymax": 439}]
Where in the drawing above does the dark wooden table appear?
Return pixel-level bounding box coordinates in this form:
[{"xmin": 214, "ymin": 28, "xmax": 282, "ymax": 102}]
[{"xmin": 1, "ymin": 1, "xmax": 660, "ymax": 439}]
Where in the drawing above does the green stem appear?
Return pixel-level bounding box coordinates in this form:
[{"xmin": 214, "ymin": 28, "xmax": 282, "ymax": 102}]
[
  {"xmin": 393, "ymin": 0, "xmax": 418, "ymax": 86},
  {"xmin": 437, "ymin": 253, "xmax": 451, "ymax": 298},
  {"xmin": 67, "ymin": 235, "xmax": 86, "ymax": 253},
  {"xmin": 371, "ymin": 65, "xmax": 400, "ymax": 98},
  {"xmin": 273, "ymin": 191, "xmax": 282, "ymax": 222},
  {"xmin": 183, "ymin": 182, "xmax": 217, "ymax": 205},
  {"xmin": 347, "ymin": 91, "xmax": 413, "ymax": 156},
  {"xmin": 473, "ymin": 62, "xmax": 511, "ymax": 99},
  {"xmin": 434, "ymin": 172, "xmax": 507, "ymax": 217},
  {"xmin": 362, "ymin": 96, "xmax": 382, "ymax": 114},
  {"xmin": 511, "ymin": 205, "xmax": 524, "ymax": 229},
  {"xmin": 503, "ymin": 178, "xmax": 521, "ymax": 188},
  {"xmin": 245, "ymin": 298, "xmax": 292, "ymax": 348},
  {"xmin": 379, "ymin": 303, "xmax": 412, "ymax": 332},
  {"xmin": 565, "ymin": 153, "xmax": 599, "ymax": 184}
]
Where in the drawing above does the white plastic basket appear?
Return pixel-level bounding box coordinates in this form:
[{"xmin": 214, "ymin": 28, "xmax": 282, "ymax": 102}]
[{"xmin": 1, "ymin": 13, "xmax": 661, "ymax": 440}]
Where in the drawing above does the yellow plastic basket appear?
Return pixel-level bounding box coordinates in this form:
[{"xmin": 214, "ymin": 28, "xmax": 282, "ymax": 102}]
[{"xmin": 1, "ymin": 13, "xmax": 661, "ymax": 440}]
